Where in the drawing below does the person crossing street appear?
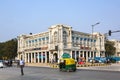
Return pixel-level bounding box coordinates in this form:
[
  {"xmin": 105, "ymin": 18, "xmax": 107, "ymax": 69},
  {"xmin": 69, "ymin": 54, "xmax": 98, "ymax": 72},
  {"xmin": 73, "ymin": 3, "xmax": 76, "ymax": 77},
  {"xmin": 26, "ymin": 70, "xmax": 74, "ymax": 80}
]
[{"xmin": 19, "ymin": 58, "xmax": 25, "ymax": 76}]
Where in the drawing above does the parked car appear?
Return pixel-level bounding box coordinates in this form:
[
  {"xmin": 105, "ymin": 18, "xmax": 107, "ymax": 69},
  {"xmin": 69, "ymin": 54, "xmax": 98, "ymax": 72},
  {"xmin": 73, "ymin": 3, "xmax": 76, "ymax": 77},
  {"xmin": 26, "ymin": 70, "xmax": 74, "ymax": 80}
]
[
  {"xmin": 0, "ymin": 60, "xmax": 4, "ymax": 68},
  {"xmin": 4, "ymin": 60, "xmax": 13, "ymax": 67}
]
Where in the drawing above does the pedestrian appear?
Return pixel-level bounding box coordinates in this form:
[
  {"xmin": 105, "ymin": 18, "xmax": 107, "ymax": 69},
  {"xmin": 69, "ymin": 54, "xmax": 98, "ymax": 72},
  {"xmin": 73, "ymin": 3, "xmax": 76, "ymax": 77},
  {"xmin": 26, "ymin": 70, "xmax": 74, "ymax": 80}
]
[
  {"xmin": 19, "ymin": 58, "xmax": 25, "ymax": 76},
  {"xmin": 10, "ymin": 60, "xmax": 13, "ymax": 67}
]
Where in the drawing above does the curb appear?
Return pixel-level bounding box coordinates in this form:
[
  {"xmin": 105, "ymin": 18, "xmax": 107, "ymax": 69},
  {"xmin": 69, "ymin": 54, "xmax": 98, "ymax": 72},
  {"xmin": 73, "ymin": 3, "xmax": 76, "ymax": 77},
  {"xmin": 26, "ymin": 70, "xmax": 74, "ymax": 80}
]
[
  {"xmin": 76, "ymin": 63, "xmax": 110, "ymax": 67},
  {"xmin": 49, "ymin": 64, "xmax": 59, "ymax": 68},
  {"xmin": 49, "ymin": 63, "xmax": 111, "ymax": 68}
]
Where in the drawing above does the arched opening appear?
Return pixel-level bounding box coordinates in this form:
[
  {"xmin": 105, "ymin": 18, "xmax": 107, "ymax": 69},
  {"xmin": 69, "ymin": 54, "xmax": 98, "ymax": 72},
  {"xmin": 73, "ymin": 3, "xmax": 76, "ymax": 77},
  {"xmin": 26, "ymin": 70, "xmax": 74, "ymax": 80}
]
[{"xmin": 53, "ymin": 53, "xmax": 58, "ymax": 63}]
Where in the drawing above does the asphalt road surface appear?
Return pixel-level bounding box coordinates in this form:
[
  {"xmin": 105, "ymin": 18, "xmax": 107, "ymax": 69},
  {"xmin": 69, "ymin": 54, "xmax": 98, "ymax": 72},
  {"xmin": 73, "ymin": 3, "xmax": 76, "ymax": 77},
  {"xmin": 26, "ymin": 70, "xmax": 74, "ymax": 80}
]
[{"xmin": 0, "ymin": 66, "xmax": 120, "ymax": 80}]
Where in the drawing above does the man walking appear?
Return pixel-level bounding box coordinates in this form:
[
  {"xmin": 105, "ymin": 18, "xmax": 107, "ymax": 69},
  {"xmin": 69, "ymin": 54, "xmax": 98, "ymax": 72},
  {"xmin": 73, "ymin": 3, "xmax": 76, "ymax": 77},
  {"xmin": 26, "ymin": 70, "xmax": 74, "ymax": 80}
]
[{"xmin": 19, "ymin": 58, "xmax": 25, "ymax": 76}]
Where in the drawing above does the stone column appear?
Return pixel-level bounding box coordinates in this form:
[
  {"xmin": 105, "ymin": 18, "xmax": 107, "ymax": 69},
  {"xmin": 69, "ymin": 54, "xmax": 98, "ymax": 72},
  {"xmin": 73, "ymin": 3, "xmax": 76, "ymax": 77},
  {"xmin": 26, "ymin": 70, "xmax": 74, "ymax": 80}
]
[
  {"xmin": 86, "ymin": 51, "xmax": 88, "ymax": 62},
  {"xmin": 17, "ymin": 53, "xmax": 20, "ymax": 60},
  {"xmin": 57, "ymin": 50, "xmax": 59, "ymax": 63},
  {"xmin": 31, "ymin": 53, "xmax": 33, "ymax": 63},
  {"xmin": 41, "ymin": 52, "xmax": 43, "ymax": 63},
  {"xmin": 28, "ymin": 53, "xmax": 30, "ymax": 63},
  {"xmin": 37, "ymin": 52, "xmax": 39, "ymax": 63},
  {"xmin": 49, "ymin": 51, "xmax": 53, "ymax": 63},
  {"xmin": 82, "ymin": 51, "xmax": 84, "ymax": 58},
  {"xmin": 34, "ymin": 52, "xmax": 36, "ymax": 63},
  {"xmin": 70, "ymin": 51, "xmax": 72, "ymax": 58},
  {"xmin": 24, "ymin": 53, "xmax": 27, "ymax": 63},
  {"xmin": 45, "ymin": 51, "xmax": 47, "ymax": 63}
]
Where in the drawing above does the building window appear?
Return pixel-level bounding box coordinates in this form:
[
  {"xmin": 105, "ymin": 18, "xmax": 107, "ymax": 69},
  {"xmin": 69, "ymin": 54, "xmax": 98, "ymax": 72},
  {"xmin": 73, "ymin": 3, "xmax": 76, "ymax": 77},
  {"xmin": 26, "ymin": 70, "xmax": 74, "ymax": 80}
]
[
  {"xmin": 41, "ymin": 37, "xmax": 45, "ymax": 44},
  {"xmin": 54, "ymin": 31, "xmax": 57, "ymax": 43},
  {"xmin": 46, "ymin": 37, "xmax": 49, "ymax": 44},
  {"xmin": 63, "ymin": 31, "xmax": 67, "ymax": 47}
]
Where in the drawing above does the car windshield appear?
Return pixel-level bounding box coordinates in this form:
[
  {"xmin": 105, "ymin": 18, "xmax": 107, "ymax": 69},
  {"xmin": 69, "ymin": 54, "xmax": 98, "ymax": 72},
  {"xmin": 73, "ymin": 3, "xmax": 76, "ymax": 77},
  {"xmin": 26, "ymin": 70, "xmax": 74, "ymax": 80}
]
[{"xmin": 0, "ymin": 60, "xmax": 3, "ymax": 63}]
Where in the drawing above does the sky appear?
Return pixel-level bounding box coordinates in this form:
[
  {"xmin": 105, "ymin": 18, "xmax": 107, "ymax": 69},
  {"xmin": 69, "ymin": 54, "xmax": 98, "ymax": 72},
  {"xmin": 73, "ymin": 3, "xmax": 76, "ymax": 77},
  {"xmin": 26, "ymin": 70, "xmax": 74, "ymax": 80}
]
[{"xmin": 0, "ymin": 0, "xmax": 120, "ymax": 42}]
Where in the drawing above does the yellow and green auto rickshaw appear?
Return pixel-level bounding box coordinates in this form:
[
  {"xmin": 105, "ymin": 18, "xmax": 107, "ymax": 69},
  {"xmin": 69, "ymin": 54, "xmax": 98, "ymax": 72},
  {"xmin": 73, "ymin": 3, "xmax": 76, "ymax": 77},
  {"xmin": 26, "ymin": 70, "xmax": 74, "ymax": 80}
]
[{"xmin": 59, "ymin": 53, "xmax": 76, "ymax": 72}]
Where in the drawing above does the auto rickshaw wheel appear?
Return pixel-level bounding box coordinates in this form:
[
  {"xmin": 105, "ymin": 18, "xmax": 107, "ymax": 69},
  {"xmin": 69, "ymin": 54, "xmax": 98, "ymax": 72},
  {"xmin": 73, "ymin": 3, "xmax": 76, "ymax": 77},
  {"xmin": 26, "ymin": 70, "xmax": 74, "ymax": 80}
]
[
  {"xmin": 67, "ymin": 69, "xmax": 70, "ymax": 72},
  {"xmin": 73, "ymin": 69, "xmax": 76, "ymax": 72}
]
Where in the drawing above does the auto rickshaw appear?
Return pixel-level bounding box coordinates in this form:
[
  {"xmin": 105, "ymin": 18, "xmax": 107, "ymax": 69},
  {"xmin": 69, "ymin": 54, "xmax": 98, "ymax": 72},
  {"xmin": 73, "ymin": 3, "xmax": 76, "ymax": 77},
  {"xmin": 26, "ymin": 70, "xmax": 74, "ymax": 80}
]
[{"xmin": 59, "ymin": 53, "xmax": 76, "ymax": 72}]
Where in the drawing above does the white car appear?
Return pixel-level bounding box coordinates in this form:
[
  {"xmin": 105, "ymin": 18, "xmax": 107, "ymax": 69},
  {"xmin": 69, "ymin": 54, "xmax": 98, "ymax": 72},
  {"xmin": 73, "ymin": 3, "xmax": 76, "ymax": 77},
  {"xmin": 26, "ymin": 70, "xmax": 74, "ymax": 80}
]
[
  {"xmin": 0, "ymin": 60, "xmax": 4, "ymax": 68},
  {"xmin": 0, "ymin": 62, "xmax": 4, "ymax": 68}
]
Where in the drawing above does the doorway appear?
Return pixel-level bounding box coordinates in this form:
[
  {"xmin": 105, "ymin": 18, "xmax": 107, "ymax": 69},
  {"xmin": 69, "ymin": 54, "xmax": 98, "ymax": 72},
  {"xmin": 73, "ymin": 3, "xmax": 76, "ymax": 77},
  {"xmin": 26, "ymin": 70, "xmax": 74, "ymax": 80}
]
[{"xmin": 53, "ymin": 53, "xmax": 58, "ymax": 63}]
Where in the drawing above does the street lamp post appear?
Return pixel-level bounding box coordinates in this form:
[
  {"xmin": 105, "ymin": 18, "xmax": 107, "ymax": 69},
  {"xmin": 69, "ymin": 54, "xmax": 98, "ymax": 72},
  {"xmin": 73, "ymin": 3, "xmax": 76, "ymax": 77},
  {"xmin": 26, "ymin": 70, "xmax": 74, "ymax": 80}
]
[
  {"xmin": 91, "ymin": 22, "xmax": 100, "ymax": 36},
  {"xmin": 91, "ymin": 22, "xmax": 100, "ymax": 57}
]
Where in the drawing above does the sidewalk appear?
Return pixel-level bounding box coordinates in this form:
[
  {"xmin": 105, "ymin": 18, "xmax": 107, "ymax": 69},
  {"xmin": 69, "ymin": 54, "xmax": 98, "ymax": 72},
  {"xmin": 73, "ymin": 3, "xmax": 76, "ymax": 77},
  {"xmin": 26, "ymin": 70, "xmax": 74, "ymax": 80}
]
[
  {"xmin": 26, "ymin": 63, "xmax": 120, "ymax": 72},
  {"xmin": 26, "ymin": 63, "xmax": 50, "ymax": 67},
  {"xmin": 77, "ymin": 63, "xmax": 120, "ymax": 72}
]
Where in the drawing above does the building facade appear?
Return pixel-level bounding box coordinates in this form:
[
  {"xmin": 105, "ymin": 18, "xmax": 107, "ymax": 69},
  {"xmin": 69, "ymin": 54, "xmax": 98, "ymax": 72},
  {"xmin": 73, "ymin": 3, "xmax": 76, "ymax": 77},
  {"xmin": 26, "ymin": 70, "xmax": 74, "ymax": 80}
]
[
  {"xmin": 17, "ymin": 24, "xmax": 105, "ymax": 63},
  {"xmin": 110, "ymin": 40, "xmax": 120, "ymax": 57}
]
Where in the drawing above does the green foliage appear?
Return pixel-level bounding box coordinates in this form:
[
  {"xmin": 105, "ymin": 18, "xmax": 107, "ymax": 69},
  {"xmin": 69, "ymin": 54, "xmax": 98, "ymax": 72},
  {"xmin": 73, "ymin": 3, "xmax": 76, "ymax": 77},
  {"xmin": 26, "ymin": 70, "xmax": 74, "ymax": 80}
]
[
  {"xmin": 105, "ymin": 40, "xmax": 116, "ymax": 57},
  {"xmin": 0, "ymin": 38, "xmax": 17, "ymax": 60}
]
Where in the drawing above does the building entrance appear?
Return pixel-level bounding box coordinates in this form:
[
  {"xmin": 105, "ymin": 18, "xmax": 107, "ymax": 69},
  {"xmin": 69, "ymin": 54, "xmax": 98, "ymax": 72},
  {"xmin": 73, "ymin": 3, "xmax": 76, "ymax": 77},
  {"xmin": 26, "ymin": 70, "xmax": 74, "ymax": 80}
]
[{"xmin": 53, "ymin": 53, "xmax": 58, "ymax": 63}]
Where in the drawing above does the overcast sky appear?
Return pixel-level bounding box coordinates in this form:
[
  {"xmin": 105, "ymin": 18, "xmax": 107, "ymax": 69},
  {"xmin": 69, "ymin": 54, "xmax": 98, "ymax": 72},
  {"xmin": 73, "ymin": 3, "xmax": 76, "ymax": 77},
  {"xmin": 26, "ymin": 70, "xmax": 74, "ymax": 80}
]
[{"xmin": 0, "ymin": 0, "xmax": 120, "ymax": 42}]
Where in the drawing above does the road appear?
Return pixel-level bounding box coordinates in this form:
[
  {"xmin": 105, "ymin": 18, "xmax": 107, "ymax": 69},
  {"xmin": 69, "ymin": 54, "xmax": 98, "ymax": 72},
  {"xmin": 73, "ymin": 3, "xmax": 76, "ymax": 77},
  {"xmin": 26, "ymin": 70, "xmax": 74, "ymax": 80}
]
[{"xmin": 0, "ymin": 65, "xmax": 120, "ymax": 80}]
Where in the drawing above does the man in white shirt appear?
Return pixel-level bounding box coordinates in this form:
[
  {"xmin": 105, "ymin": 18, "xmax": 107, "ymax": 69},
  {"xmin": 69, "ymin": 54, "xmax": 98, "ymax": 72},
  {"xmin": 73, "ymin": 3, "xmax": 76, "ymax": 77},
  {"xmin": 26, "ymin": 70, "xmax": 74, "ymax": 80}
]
[{"xmin": 19, "ymin": 58, "xmax": 25, "ymax": 76}]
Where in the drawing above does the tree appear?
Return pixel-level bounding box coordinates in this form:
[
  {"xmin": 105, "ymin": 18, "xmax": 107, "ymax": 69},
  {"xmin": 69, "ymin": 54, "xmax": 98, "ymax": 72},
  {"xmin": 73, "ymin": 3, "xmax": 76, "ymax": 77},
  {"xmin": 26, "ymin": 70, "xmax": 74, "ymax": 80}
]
[
  {"xmin": 105, "ymin": 40, "xmax": 116, "ymax": 57},
  {"xmin": 0, "ymin": 43, "xmax": 5, "ymax": 59},
  {"xmin": 5, "ymin": 38, "xmax": 17, "ymax": 59},
  {"xmin": 0, "ymin": 38, "xmax": 17, "ymax": 60}
]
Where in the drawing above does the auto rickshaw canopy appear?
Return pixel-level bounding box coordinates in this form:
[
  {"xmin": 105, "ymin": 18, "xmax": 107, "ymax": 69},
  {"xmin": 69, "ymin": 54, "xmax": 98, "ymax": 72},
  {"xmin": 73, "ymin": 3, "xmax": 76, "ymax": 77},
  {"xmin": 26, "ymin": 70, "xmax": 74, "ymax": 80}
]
[{"xmin": 62, "ymin": 53, "xmax": 71, "ymax": 58}]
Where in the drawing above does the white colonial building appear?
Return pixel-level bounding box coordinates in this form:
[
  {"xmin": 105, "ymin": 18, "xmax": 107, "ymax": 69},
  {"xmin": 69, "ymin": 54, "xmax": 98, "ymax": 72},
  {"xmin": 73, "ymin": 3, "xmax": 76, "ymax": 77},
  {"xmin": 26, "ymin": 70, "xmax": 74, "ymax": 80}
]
[
  {"xmin": 17, "ymin": 24, "xmax": 105, "ymax": 63},
  {"xmin": 110, "ymin": 39, "xmax": 120, "ymax": 57}
]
